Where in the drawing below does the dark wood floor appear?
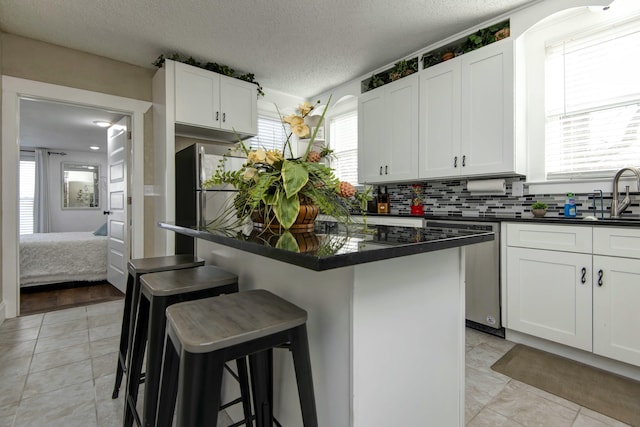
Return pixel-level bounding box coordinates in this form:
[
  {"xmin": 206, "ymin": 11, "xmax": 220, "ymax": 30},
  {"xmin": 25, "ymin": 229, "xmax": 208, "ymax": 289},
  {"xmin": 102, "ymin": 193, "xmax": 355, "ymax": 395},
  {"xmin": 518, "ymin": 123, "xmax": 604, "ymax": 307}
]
[{"xmin": 20, "ymin": 281, "xmax": 124, "ymax": 316}]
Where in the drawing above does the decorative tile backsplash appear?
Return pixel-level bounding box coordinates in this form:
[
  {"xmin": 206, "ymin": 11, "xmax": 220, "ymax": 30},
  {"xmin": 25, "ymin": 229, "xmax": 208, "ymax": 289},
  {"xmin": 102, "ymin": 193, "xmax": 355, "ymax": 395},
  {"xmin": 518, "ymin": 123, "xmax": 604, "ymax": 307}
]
[{"xmin": 380, "ymin": 176, "xmax": 640, "ymax": 219}]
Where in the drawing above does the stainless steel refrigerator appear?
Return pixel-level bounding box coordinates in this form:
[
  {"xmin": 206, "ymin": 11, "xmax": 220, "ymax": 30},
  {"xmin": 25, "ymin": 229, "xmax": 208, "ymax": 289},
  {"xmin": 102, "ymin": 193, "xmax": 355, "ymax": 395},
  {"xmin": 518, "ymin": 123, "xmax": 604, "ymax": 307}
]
[{"xmin": 175, "ymin": 142, "xmax": 244, "ymax": 254}]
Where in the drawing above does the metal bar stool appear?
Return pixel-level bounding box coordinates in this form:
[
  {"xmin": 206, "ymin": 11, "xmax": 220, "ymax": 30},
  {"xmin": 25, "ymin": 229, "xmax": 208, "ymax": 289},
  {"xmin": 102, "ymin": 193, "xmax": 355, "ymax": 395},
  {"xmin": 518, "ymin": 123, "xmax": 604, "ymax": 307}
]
[
  {"xmin": 123, "ymin": 265, "xmax": 252, "ymax": 427},
  {"xmin": 156, "ymin": 289, "xmax": 318, "ymax": 427},
  {"xmin": 112, "ymin": 255, "xmax": 205, "ymax": 399}
]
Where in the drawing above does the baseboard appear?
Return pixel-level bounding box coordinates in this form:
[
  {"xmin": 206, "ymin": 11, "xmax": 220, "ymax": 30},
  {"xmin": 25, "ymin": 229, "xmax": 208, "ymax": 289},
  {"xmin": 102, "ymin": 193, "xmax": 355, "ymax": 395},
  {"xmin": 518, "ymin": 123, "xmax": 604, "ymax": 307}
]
[
  {"xmin": 0, "ymin": 301, "xmax": 6, "ymax": 326},
  {"xmin": 506, "ymin": 329, "xmax": 640, "ymax": 382}
]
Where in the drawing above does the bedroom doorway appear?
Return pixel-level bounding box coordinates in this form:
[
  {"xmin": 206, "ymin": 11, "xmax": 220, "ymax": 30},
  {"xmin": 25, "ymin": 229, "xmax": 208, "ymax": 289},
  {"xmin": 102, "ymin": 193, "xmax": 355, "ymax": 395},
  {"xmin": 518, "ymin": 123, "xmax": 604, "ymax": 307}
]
[
  {"xmin": 2, "ymin": 76, "xmax": 151, "ymax": 319},
  {"xmin": 17, "ymin": 100, "xmax": 128, "ymax": 303}
]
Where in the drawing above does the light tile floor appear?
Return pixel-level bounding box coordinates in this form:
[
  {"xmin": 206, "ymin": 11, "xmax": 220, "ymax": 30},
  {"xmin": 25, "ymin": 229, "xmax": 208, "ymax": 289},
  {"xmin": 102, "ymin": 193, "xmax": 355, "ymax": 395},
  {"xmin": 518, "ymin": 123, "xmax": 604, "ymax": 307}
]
[{"xmin": 0, "ymin": 300, "xmax": 630, "ymax": 427}]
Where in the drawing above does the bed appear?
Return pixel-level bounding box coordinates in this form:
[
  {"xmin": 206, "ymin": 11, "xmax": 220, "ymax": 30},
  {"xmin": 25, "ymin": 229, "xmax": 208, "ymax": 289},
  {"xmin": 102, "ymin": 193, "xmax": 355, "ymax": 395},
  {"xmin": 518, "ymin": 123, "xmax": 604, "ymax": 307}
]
[{"xmin": 19, "ymin": 232, "xmax": 108, "ymax": 287}]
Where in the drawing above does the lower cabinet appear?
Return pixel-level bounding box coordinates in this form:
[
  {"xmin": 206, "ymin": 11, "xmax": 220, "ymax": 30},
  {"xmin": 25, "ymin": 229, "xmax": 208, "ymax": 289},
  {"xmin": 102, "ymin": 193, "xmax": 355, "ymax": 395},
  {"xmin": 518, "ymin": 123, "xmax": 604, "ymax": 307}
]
[
  {"xmin": 506, "ymin": 246, "xmax": 592, "ymax": 351},
  {"xmin": 593, "ymin": 256, "xmax": 640, "ymax": 366},
  {"xmin": 505, "ymin": 224, "xmax": 640, "ymax": 367}
]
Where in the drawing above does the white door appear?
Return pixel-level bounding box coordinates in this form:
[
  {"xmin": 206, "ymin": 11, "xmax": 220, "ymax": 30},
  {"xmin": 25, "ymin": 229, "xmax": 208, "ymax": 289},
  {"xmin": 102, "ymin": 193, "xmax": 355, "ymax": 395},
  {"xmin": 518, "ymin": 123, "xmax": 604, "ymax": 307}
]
[
  {"xmin": 506, "ymin": 247, "xmax": 593, "ymax": 351},
  {"xmin": 593, "ymin": 256, "xmax": 640, "ymax": 366},
  {"xmin": 419, "ymin": 60, "xmax": 461, "ymax": 179},
  {"xmin": 106, "ymin": 117, "xmax": 129, "ymax": 292},
  {"xmin": 460, "ymin": 40, "xmax": 514, "ymax": 175},
  {"xmin": 384, "ymin": 74, "xmax": 419, "ymax": 182},
  {"xmin": 358, "ymin": 88, "xmax": 385, "ymax": 183}
]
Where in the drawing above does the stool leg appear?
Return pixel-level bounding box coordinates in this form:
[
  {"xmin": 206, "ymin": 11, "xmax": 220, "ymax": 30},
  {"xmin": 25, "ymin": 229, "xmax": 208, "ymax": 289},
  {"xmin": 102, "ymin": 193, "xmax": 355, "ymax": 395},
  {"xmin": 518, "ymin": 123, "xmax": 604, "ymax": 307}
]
[
  {"xmin": 142, "ymin": 297, "xmax": 169, "ymax": 427},
  {"xmin": 157, "ymin": 336, "xmax": 180, "ymax": 427},
  {"xmin": 177, "ymin": 351, "xmax": 225, "ymax": 427},
  {"xmin": 112, "ymin": 272, "xmax": 135, "ymax": 398},
  {"xmin": 123, "ymin": 294, "xmax": 150, "ymax": 427},
  {"xmin": 235, "ymin": 357, "xmax": 253, "ymax": 426},
  {"xmin": 290, "ymin": 325, "xmax": 318, "ymax": 427},
  {"xmin": 249, "ymin": 349, "xmax": 273, "ymax": 427}
]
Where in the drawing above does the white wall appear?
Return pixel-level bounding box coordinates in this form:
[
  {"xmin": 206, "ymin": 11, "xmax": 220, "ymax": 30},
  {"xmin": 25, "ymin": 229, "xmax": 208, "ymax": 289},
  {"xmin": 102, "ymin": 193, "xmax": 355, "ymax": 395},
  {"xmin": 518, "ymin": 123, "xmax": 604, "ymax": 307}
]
[{"xmin": 46, "ymin": 149, "xmax": 108, "ymax": 232}]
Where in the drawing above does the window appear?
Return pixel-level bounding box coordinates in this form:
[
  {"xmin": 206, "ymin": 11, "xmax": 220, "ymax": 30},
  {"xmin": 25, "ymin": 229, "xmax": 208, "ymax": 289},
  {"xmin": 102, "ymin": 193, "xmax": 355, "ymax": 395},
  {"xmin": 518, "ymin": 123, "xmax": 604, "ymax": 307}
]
[
  {"xmin": 19, "ymin": 159, "xmax": 36, "ymax": 235},
  {"xmin": 545, "ymin": 20, "xmax": 640, "ymax": 178},
  {"xmin": 249, "ymin": 116, "xmax": 287, "ymax": 152},
  {"xmin": 329, "ymin": 112, "xmax": 358, "ymax": 185}
]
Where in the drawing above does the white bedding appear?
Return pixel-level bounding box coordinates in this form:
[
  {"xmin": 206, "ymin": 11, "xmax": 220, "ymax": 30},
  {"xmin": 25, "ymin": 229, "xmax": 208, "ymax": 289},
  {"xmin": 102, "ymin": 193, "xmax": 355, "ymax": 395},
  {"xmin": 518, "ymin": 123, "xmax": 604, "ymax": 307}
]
[{"xmin": 19, "ymin": 232, "xmax": 108, "ymax": 287}]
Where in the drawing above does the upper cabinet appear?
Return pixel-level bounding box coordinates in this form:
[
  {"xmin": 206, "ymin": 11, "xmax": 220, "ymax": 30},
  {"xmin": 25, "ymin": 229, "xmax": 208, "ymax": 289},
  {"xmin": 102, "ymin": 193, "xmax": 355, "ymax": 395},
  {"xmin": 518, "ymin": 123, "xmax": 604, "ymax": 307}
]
[
  {"xmin": 166, "ymin": 60, "xmax": 257, "ymax": 142},
  {"xmin": 418, "ymin": 57, "xmax": 461, "ymax": 178},
  {"xmin": 419, "ymin": 40, "xmax": 524, "ymax": 179},
  {"xmin": 358, "ymin": 74, "xmax": 419, "ymax": 184}
]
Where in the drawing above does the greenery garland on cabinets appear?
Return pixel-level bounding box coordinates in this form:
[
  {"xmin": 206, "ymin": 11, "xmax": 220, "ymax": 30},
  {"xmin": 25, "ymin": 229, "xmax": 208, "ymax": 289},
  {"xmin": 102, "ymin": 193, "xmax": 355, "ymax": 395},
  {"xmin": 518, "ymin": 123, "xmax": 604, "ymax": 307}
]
[
  {"xmin": 421, "ymin": 20, "xmax": 509, "ymax": 69},
  {"xmin": 153, "ymin": 53, "xmax": 265, "ymax": 97},
  {"xmin": 361, "ymin": 57, "xmax": 419, "ymax": 93}
]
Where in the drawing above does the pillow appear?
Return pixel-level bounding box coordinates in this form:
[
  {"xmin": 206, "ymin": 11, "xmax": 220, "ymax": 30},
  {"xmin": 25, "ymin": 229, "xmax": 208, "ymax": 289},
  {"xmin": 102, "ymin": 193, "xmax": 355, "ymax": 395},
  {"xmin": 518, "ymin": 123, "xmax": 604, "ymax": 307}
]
[{"xmin": 93, "ymin": 223, "xmax": 108, "ymax": 236}]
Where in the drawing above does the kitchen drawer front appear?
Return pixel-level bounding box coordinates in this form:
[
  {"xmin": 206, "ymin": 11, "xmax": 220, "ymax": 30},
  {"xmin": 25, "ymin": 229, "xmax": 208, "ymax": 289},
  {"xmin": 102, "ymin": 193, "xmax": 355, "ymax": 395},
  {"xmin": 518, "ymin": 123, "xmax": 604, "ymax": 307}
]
[
  {"xmin": 506, "ymin": 223, "xmax": 592, "ymax": 253},
  {"xmin": 593, "ymin": 227, "xmax": 640, "ymax": 259}
]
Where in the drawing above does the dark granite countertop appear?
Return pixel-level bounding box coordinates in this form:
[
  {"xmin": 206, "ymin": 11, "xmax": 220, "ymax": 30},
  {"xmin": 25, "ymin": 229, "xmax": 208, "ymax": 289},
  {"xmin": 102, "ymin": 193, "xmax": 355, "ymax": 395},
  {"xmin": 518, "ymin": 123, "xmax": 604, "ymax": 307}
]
[
  {"xmin": 357, "ymin": 213, "xmax": 640, "ymax": 227},
  {"xmin": 159, "ymin": 220, "xmax": 494, "ymax": 271}
]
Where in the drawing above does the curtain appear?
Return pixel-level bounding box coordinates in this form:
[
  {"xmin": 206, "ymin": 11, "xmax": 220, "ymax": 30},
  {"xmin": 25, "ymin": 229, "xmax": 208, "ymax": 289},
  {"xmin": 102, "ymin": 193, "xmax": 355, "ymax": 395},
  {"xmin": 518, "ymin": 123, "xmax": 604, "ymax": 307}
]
[{"xmin": 34, "ymin": 148, "xmax": 50, "ymax": 233}]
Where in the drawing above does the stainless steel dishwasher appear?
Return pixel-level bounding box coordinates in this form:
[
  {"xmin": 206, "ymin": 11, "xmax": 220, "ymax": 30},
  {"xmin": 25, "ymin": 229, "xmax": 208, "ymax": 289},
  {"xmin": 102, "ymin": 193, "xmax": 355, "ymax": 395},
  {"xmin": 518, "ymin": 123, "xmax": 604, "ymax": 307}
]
[{"xmin": 424, "ymin": 219, "xmax": 504, "ymax": 337}]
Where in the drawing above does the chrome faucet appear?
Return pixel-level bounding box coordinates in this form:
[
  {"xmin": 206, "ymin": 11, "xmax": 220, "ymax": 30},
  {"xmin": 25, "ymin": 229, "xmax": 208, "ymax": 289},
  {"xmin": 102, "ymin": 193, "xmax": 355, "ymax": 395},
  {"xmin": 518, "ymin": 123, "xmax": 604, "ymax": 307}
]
[{"xmin": 611, "ymin": 167, "xmax": 640, "ymax": 218}]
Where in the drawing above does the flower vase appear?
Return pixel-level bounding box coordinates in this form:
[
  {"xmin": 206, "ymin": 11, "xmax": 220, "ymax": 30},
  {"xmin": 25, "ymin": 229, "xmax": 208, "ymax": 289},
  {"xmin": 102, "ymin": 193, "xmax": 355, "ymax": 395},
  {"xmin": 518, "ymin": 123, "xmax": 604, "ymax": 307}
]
[
  {"xmin": 411, "ymin": 205, "xmax": 424, "ymax": 216},
  {"xmin": 252, "ymin": 204, "xmax": 319, "ymax": 232},
  {"xmin": 410, "ymin": 184, "xmax": 425, "ymax": 216}
]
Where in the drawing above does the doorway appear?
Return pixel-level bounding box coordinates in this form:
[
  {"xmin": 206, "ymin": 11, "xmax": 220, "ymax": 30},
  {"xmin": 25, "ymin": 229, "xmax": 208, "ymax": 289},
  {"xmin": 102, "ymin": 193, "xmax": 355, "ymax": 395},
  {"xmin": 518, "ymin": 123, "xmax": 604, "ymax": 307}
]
[{"xmin": 2, "ymin": 76, "xmax": 151, "ymax": 319}]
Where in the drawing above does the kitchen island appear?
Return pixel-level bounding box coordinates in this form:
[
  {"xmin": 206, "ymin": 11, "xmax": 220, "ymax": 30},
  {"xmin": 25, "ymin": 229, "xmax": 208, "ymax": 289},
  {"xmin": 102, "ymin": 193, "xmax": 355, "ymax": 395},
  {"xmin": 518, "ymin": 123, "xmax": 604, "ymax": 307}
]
[{"xmin": 159, "ymin": 220, "xmax": 493, "ymax": 426}]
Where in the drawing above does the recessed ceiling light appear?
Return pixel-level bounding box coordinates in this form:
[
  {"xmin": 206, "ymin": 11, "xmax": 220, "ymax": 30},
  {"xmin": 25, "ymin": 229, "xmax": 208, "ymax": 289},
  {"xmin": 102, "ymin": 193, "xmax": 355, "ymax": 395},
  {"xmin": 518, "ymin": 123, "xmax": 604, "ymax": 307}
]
[
  {"xmin": 89, "ymin": 146, "xmax": 100, "ymax": 150},
  {"xmin": 93, "ymin": 120, "xmax": 112, "ymax": 128}
]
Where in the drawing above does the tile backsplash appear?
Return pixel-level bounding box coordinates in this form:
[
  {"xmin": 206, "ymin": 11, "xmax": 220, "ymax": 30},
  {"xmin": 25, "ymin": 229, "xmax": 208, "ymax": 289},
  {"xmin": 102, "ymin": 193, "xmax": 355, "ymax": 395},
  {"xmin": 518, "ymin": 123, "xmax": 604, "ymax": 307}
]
[{"xmin": 380, "ymin": 176, "xmax": 640, "ymax": 219}]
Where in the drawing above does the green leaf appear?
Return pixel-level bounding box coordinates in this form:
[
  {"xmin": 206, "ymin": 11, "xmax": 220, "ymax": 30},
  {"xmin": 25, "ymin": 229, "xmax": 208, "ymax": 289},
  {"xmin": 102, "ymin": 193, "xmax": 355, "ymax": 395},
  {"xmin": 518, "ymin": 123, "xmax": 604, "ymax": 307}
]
[
  {"xmin": 274, "ymin": 193, "xmax": 300, "ymax": 229},
  {"xmin": 281, "ymin": 160, "xmax": 308, "ymax": 198},
  {"xmin": 275, "ymin": 231, "xmax": 300, "ymax": 252},
  {"xmin": 263, "ymin": 191, "xmax": 278, "ymax": 206}
]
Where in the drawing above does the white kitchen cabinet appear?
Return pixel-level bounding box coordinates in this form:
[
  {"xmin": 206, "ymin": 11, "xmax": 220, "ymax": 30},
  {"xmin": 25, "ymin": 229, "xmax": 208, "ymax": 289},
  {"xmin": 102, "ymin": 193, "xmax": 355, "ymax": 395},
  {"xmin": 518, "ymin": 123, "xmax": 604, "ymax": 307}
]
[
  {"xmin": 418, "ymin": 59, "xmax": 461, "ymax": 178},
  {"xmin": 419, "ymin": 40, "xmax": 522, "ymax": 179},
  {"xmin": 358, "ymin": 74, "xmax": 419, "ymax": 184},
  {"xmin": 506, "ymin": 246, "xmax": 593, "ymax": 351},
  {"xmin": 505, "ymin": 223, "xmax": 640, "ymax": 367},
  {"xmin": 592, "ymin": 227, "xmax": 640, "ymax": 366},
  {"xmin": 173, "ymin": 60, "xmax": 257, "ymax": 139},
  {"xmin": 593, "ymin": 256, "xmax": 640, "ymax": 366}
]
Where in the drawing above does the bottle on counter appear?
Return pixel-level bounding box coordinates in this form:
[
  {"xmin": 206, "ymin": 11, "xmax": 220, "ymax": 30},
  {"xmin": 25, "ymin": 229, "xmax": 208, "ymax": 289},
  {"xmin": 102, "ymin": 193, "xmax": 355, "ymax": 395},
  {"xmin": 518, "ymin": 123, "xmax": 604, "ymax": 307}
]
[{"xmin": 564, "ymin": 192, "xmax": 577, "ymax": 218}]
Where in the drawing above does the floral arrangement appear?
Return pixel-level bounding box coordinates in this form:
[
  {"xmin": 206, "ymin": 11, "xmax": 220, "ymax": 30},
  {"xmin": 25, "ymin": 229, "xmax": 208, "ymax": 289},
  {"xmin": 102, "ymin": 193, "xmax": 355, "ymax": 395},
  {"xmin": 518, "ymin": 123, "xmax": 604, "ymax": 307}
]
[{"xmin": 203, "ymin": 97, "xmax": 370, "ymax": 230}]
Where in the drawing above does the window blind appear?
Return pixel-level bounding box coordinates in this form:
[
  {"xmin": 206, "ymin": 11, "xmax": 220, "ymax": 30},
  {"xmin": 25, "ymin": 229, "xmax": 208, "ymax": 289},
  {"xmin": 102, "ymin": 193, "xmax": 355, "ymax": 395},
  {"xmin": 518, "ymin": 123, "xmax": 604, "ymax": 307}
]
[
  {"xmin": 329, "ymin": 112, "xmax": 359, "ymax": 186},
  {"xmin": 19, "ymin": 160, "xmax": 36, "ymax": 235},
  {"xmin": 545, "ymin": 20, "xmax": 640, "ymax": 178},
  {"xmin": 249, "ymin": 116, "xmax": 288, "ymax": 152}
]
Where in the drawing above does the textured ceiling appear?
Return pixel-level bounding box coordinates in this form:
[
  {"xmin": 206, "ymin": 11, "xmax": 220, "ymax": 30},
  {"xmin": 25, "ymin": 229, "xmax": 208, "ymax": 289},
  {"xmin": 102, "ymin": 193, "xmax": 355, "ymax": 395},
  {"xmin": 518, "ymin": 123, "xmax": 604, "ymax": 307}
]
[{"xmin": 0, "ymin": 0, "xmax": 540, "ymax": 98}]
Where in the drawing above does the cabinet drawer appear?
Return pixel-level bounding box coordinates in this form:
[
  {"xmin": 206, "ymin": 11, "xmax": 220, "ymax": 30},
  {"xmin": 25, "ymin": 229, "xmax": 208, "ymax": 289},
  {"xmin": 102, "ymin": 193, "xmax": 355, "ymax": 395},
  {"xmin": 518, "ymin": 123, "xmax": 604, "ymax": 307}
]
[
  {"xmin": 506, "ymin": 223, "xmax": 592, "ymax": 253},
  {"xmin": 593, "ymin": 227, "xmax": 640, "ymax": 258}
]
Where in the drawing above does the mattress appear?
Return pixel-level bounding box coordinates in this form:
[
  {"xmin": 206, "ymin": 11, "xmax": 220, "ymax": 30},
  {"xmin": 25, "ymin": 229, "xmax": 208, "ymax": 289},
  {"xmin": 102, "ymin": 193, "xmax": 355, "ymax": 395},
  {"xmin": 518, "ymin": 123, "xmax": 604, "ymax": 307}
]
[{"xmin": 19, "ymin": 232, "xmax": 108, "ymax": 287}]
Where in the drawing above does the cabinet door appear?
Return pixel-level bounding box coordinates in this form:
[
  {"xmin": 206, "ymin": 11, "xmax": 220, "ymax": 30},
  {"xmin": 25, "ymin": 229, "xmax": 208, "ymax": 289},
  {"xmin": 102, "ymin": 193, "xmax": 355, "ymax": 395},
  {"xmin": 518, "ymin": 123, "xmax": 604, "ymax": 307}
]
[
  {"xmin": 460, "ymin": 40, "xmax": 514, "ymax": 176},
  {"xmin": 383, "ymin": 74, "xmax": 419, "ymax": 182},
  {"xmin": 419, "ymin": 60, "xmax": 461, "ymax": 179},
  {"xmin": 506, "ymin": 247, "xmax": 592, "ymax": 351},
  {"xmin": 593, "ymin": 256, "xmax": 640, "ymax": 366},
  {"xmin": 219, "ymin": 75, "xmax": 257, "ymax": 136},
  {"xmin": 174, "ymin": 62, "xmax": 221, "ymax": 129},
  {"xmin": 358, "ymin": 89, "xmax": 386, "ymax": 183}
]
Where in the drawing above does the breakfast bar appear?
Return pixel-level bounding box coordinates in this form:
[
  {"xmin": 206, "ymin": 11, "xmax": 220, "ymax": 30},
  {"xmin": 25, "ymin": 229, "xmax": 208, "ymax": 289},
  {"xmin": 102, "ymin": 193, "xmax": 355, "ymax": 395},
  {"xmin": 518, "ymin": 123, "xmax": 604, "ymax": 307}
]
[{"xmin": 159, "ymin": 220, "xmax": 494, "ymax": 426}]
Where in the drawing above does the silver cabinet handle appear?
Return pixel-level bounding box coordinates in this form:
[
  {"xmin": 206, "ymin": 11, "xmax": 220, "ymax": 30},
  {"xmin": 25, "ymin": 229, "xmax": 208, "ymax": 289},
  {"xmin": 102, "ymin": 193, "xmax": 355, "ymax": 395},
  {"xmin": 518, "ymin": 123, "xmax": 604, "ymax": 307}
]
[
  {"xmin": 385, "ymin": 165, "xmax": 388, "ymax": 175},
  {"xmin": 454, "ymin": 156, "xmax": 458, "ymax": 168},
  {"xmin": 581, "ymin": 267, "xmax": 586, "ymax": 284},
  {"xmin": 379, "ymin": 166, "xmax": 383, "ymax": 175},
  {"xmin": 462, "ymin": 155, "xmax": 466, "ymax": 167},
  {"xmin": 216, "ymin": 111, "xmax": 219, "ymax": 121},
  {"xmin": 222, "ymin": 112, "xmax": 226, "ymax": 123}
]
